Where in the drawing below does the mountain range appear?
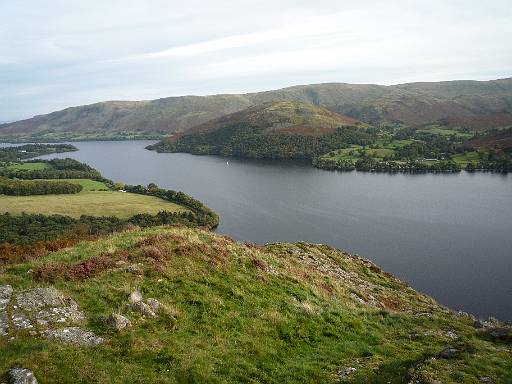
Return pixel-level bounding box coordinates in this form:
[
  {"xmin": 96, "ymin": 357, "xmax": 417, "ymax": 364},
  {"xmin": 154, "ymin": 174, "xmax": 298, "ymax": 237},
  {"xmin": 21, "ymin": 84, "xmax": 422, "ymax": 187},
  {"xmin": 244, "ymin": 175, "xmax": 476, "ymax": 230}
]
[{"xmin": 1, "ymin": 78, "xmax": 512, "ymax": 142}]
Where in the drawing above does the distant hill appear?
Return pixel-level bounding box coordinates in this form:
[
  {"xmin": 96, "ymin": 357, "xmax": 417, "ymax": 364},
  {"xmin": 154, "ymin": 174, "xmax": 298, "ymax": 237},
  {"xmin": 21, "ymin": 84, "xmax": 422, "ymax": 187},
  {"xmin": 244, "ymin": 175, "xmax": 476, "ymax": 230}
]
[
  {"xmin": 178, "ymin": 100, "xmax": 358, "ymax": 137},
  {"xmin": 147, "ymin": 101, "xmax": 371, "ymax": 159},
  {"xmin": 1, "ymin": 78, "xmax": 512, "ymax": 141}
]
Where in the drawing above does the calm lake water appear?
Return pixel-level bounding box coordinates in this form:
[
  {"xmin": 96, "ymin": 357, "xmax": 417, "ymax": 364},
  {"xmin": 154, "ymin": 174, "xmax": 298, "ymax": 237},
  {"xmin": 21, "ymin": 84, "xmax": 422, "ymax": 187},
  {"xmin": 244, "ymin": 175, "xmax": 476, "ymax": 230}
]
[{"xmin": 36, "ymin": 140, "xmax": 512, "ymax": 320}]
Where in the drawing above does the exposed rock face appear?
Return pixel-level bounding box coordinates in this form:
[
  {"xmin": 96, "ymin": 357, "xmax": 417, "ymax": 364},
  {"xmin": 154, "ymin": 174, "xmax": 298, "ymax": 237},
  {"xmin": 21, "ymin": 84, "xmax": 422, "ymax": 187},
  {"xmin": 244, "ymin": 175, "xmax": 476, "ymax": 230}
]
[
  {"xmin": 8, "ymin": 367, "xmax": 38, "ymax": 384},
  {"xmin": 42, "ymin": 327, "xmax": 103, "ymax": 347},
  {"xmin": 106, "ymin": 314, "xmax": 132, "ymax": 331},
  {"xmin": 0, "ymin": 285, "xmax": 13, "ymax": 310},
  {"xmin": 0, "ymin": 285, "xmax": 102, "ymax": 347}
]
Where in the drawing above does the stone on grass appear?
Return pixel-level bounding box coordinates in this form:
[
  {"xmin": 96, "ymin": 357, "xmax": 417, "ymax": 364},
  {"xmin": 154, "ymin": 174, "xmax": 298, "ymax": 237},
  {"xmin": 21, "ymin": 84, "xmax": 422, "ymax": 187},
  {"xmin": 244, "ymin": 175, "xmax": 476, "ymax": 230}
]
[
  {"xmin": 11, "ymin": 313, "xmax": 33, "ymax": 329},
  {"xmin": 487, "ymin": 327, "xmax": 511, "ymax": 341},
  {"xmin": 128, "ymin": 291, "xmax": 143, "ymax": 304},
  {"xmin": 130, "ymin": 301, "xmax": 156, "ymax": 318},
  {"xmin": 439, "ymin": 348, "xmax": 458, "ymax": 359},
  {"xmin": 0, "ymin": 285, "xmax": 13, "ymax": 311},
  {"xmin": 337, "ymin": 367, "xmax": 356, "ymax": 379},
  {"xmin": 106, "ymin": 314, "xmax": 132, "ymax": 331},
  {"xmin": 146, "ymin": 298, "xmax": 161, "ymax": 312},
  {"xmin": 8, "ymin": 367, "xmax": 38, "ymax": 384},
  {"xmin": 43, "ymin": 327, "xmax": 103, "ymax": 347},
  {"xmin": 0, "ymin": 311, "xmax": 9, "ymax": 336},
  {"xmin": 15, "ymin": 288, "xmax": 67, "ymax": 311}
]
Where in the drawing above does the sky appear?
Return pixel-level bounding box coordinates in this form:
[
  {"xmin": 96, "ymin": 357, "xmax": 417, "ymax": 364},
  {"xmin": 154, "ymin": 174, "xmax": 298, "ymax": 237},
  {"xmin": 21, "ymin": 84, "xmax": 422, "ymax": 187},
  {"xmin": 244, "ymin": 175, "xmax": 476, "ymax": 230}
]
[{"xmin": 1, "ymin": 0, "xmax": 511, "ymax": 122}]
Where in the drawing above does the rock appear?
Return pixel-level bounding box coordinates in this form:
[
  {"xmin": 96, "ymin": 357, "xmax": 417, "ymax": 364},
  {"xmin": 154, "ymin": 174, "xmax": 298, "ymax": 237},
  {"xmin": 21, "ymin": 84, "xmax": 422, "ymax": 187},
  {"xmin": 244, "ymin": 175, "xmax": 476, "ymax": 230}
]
[
  {"xmin": 11, "ymin": 313, "xmax": 33, "ymax": 330},
  {"xmin": 445, "ymin": 330, "xmax": 458, "ymax": 339},
  {"xmin": 128, "ymin": 291, "xmax": 143, "ymax": 304},
  {"xmin": 130, "ymin": 301, "xmax": 156, "ymax": 318},
  {"xmin": 0, "ymin": 285, "xmax": 13, "ymax": 311},
  {"xmin": 337, "ymin": 367, "xmax": 356, "ymax": 379},
  {"xmin": 43, "ymin": 327, "xmax": 103, "ymax": 347},
  {"xmin": 486, "ymin": 327, "xmax": 512, "ymax": 341},
  {"xmin": 15, "ymin": 288, "xmax": 67, "ymax": 311},
  {"xmin": 474, "ymin": 319, "xmax": 485, "ymax": 328},
  {"xmin": 146, "ymin": 298, "xmax": 161, "ymax": 312},
  {"xmin": 106, "ymin": 314, "xmax": 131, "ymax": 331},
  {"xmin": 479, "ymin": 376, "xmax": 493, "ymax": 383},
  {"xmin": 8, "ymin": 367, "xmax": 38, "ymax": 384},
  {"xmin": 13, "ymin": 288, "xmax": 84, "ymax": 328},
  {"xmin": 126, "ymin": 264, "xmax": 144, "ymax": 275},
  {"xmin": 0, "ymin": 311, "xmax": 9, "ymax": 336},
  {"xmin": 439, "ymin": 348, "xmax": 458, "ymax": 359}
]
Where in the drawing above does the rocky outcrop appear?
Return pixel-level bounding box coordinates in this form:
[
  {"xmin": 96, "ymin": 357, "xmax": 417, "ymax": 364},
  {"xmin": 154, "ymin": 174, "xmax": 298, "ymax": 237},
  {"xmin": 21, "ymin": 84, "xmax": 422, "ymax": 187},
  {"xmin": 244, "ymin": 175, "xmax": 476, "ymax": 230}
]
[
  {"xmin": 42, "ymin": 327, "xmax": 103, "ymax": 347},
  {"xmin": 0, "ymin": 285, "xmax": 102, "ymax": 347},
  {"xmin": 8, "ymin": 368, "xmax": 38, "ymax": 384}
]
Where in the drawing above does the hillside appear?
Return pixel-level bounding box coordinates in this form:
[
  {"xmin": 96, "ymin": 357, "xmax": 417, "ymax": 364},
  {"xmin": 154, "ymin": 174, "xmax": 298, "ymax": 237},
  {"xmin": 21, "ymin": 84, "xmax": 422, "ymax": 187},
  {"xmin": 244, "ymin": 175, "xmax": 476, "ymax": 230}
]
[
  {"xmin": 177, "ymin": 100, "xmax": 358, "ymax": 137},
  {"xmin": 2, "ymin": 78, "xmax": 512, "ymax": 142},
  {"xmin": 0, "ymin": 225, "xmax": 510, "ymax": 383},
  {"xmin": 147, "ymin": 101, "xmax": 371, "ymax": 159}
]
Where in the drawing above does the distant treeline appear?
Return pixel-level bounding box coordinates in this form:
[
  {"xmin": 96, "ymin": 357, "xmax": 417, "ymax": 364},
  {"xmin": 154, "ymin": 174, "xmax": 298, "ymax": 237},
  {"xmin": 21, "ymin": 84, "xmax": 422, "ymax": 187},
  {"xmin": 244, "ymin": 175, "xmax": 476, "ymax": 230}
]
[
  {"xmin": 0, "ymin": 143, "xmax": 77, "ymax": 162},
  {"xmin": 1, "ymin": 183, "xmax": 218, "ymax": 254},
  {"xmin": 124, "ymin": 183, "xmax": 219, "ymax": 229},
  {"xmin": 148, "ymin": 125, "xmax": 372, "ymax": 159},
  {"xmin": 0, "ymin": 178, "xmax": 82, "ymax": 195},
  {"xmin": 0, "ymin": 158, "xmax": 109, "ymax": 182},
  {"xmin": 313, "ymin": 157, "xmax": 462, "ymax": 172}
]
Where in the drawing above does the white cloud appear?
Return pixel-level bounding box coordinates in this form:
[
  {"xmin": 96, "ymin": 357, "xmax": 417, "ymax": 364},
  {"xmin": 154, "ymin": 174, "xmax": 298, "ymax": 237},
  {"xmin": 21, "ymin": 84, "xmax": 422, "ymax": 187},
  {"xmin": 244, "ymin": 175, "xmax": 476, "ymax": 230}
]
[{"xmin": 0, "ymin": 0, "xmax": 511, "ymax": 120}]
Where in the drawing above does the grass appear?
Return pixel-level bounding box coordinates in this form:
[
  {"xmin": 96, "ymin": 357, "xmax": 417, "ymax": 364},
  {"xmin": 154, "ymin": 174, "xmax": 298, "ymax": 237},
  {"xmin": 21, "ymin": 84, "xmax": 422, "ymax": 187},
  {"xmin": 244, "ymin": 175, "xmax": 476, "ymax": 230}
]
[
  {"xmin": 4, "ymin": 162, "xmax": 50, "ymax": 171},
  {"xmin": 0, "ymin": 226, "xmax": 510, "ymax": 383},
  {"xmin": 452, "ymin": 151, "xmax": 481, "ymax": 166},
  {"xmin": 417, "ymin": 125, "xmax": 475, "ymax": 139},
  {"xmin": 38, "ymin": 179, "xmax": 109, "ymax": 191},
  {"xmin": 0, "ymin": 191, "xmax": 190, "ymax": 218}
]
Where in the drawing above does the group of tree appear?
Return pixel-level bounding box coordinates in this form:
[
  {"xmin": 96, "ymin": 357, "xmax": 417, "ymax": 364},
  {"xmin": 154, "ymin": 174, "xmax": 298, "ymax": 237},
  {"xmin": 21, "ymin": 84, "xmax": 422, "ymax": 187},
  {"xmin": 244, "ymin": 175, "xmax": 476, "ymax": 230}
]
[
  {"xmin": 149, "ymin": 124, "xmax": 373, "ymax": 159},
  {"xmin": 124, "ymin": 183, "xmax": 219, "ymax": 228},
  {"xmin": 0, "ymin": 144, "xmax": 77, "ymax": 162},
  {"xmin": 0, "ymin": 178, "xmax": 82, "ymax": 195},
  {"xmin": 0, "ymin": 158, "xmax": 108, "ymax": 182}
]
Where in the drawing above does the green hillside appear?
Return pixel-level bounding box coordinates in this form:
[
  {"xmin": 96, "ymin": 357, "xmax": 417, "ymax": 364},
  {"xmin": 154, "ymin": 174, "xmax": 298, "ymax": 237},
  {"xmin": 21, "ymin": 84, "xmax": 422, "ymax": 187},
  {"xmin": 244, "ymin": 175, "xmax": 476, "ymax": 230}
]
[
  {"xmin": 147, "ymin": 101, "xmax": 370, "ymax": 159},
  {"xmin": 2, "ymin": 78, "xmax": 512, "ymax": 142},
  {"xmin": 0, "ymin": 225, "xmax": 510, "ymax": 383}
]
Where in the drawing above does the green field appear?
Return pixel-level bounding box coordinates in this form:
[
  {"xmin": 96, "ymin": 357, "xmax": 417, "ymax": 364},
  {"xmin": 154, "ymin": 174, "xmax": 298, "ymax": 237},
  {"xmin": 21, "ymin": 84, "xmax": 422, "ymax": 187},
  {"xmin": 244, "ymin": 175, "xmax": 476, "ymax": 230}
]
[
  {"xmin": 452, "ymin": 151, "xmax": 480, "ymax": 166},
  {"xmin": 417, "ymin": 125, "xmax": 475, "ymax": 138},
  {"xmin": 39, "ymin": 178, "xmax": 109, "ymax": 191},
  {"xmin": 4, "ymin": 162, "xmax": 50, "ymax": 171},
  {"xmin": 0, "ymin": 191, "xmax": 190, "ymax": 218}
]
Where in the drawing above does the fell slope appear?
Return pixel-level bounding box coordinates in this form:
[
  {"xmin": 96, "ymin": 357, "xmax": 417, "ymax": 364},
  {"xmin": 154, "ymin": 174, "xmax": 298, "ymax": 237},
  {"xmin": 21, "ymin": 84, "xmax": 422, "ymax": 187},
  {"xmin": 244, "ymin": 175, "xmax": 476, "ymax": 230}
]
[
  {"xmin": 0, "ymin": 225, "xmax": 510, "ymax": 383},
  {"xmin": 2, "ymin": 78, "xmax": 512, "ymax": 141},
  {"xmin": 147, "ymin": 101, "xmax": 370, "ymax": 158},
  {"xmin": 178, "ymin": 100, "xmax": 357, "ymax": 137}
]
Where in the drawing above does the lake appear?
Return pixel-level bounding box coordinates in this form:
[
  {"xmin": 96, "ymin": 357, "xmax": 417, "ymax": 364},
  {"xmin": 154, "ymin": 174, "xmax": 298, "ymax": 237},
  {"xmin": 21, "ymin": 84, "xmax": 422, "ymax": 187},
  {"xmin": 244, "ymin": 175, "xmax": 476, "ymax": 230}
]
[{"xmin": 37, "ymin": 140, "xmax": 512, "ymax": 320}]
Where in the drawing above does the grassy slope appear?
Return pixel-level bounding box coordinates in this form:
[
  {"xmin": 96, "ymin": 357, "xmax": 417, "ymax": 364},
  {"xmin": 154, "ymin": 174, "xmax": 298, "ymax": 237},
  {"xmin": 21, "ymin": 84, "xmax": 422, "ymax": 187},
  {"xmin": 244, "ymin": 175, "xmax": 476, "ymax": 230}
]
[
  {"xmin": 0, "ymin": 226, "xmax": 510, "ymax": 383},
  {"xmin": 2, "ymin": 79, "xmax": 512, "ymax": 141},
  {"xmin": 4, "ymin": 162, "xmax": 51, "ymax": 171},
  {"xmin": 0, "ymin": 191, "xmax": 189, "ymax": 218},
  {"xmin": 37, "ymin": 179, "xmax": 109, "ymax": 191}
]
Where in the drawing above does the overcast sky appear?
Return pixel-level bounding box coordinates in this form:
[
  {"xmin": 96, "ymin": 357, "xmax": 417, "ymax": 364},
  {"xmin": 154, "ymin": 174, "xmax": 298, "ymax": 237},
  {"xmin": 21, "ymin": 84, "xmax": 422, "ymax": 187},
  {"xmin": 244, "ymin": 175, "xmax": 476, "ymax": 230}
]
[{"xmin": 1, "ymin": 0, "xmax": 511, "ymax": 121}]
